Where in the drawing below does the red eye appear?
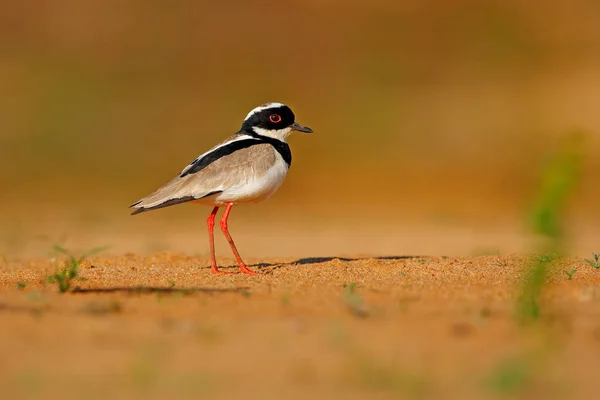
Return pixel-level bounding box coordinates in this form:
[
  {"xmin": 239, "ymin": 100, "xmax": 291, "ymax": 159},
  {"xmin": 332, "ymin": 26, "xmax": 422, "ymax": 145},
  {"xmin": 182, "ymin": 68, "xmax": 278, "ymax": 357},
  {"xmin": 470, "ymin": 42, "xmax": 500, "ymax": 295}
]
[{"xmin": 269, "ymin": 114, "xmax": 282, "ymax": 123}]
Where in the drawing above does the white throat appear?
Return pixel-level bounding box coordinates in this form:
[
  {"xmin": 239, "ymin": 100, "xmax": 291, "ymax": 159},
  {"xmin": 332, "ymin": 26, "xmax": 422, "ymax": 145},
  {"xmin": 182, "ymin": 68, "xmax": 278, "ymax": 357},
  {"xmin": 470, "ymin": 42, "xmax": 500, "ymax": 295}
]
[{"xmin": 252, "ymin": 126, "xmax": 292, "ymax": 141}]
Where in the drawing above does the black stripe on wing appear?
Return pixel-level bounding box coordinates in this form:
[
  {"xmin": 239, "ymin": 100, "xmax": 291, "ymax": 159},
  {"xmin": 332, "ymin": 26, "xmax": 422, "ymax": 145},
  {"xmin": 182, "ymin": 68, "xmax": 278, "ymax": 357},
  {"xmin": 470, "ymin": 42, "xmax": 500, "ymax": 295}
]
[{"xmin": 180, "ymin": 139, "xmax": 261, "ymax": 177}]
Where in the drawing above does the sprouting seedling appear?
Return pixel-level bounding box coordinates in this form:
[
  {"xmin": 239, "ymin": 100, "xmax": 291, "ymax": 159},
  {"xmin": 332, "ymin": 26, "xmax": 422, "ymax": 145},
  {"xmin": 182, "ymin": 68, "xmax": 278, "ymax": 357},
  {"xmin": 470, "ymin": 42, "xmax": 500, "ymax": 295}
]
[
  {"xmin": 343, "ymin": 282, "xmax": 369, "ymax": 318},
  {"xmin": 515, "ymin": 256, "xmax": 551, "ymax": 324},
  {"xmin": 47, "ymin": 245, "xmax": 108, "ymax": 293},
  {"xmin": 528, "ymin": 131, "xmax": 585, "ymax": 253},
  {"xmin": 46, "ymin": 264, "xmax": 79, "ymax": 293},
  {"xmin": 484, "ymin": 356, "xmax": 531, "ymax": 395},
  {"xmin": 563, "ymin": 269, "xmax": 577, "ymax": 280},
  {"xmin": 344, "ymin": 282, "xmax": 357, "ymax": 293},
  {"xmin": 584, "ymin": 253, "xmax": 600, "ymax": 268},
  {"xmin": 168, "ymin": 280, "xmax": 176, "ymax": 288},
  {"xmin": 16, "ymin": 282, "xmax": 27, "ymax": 290},
  {"xmin": 535, "ymin": 253, "xmax": 556, "ymax": 263}
]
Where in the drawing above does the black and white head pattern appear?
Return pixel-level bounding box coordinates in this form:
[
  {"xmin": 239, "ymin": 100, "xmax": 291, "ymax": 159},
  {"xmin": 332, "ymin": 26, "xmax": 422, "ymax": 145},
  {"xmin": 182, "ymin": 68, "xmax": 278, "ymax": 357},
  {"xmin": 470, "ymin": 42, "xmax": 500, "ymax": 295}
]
[
  {"xmin": 241, "ymin": 102, "xmax": 296, "ymax": 140},
  {"xmin": 180, "ymin": 103, "xmax": 298, "ymax": 178}
]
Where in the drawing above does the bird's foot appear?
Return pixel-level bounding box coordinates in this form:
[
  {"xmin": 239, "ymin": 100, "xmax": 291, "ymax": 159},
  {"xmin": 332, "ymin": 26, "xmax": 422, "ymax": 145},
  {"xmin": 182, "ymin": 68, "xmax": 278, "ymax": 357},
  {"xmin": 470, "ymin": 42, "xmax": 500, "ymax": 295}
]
[
  {"xmin": 211, "ymin": 266, "xmax": 235, "ymax": 275},
  {"xmin": 239, "ymin": 265, "xmax": 258, "ymax": 275}
]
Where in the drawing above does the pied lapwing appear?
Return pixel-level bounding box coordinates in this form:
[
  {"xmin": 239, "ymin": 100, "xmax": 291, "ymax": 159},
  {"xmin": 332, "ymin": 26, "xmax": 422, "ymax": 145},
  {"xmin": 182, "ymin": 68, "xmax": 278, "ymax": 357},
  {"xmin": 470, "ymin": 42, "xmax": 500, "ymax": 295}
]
[{"xmin": 130, "ymin": 103, "xmax": 313, "ymax": 275}]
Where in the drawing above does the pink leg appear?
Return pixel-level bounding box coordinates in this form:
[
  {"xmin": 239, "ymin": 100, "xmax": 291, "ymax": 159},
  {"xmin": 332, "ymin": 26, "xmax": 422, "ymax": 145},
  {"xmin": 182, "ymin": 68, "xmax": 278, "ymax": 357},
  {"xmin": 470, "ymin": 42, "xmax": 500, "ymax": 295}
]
[
  {"xmin": 220, "ymin": 203, "xmax": 257, "ymax": 275},
  {"xmin": 207, "ymin": 206, "xmax": 232, "ymax": 274}
]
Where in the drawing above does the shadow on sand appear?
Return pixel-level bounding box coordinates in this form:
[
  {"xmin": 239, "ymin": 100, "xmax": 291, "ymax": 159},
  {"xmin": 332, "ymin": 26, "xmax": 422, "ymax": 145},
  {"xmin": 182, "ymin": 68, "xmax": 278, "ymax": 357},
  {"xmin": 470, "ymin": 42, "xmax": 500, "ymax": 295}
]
[
  {"xmin": 250, "ymin": 255, "xmax": 421, "ymax": 270},
  {"xmin": 71, "ymin": 286, "xmax": 251, "ymax": 295},
  {"xmin": 68, "ymin": 256, "xmax": 422, "ymax": 293}
]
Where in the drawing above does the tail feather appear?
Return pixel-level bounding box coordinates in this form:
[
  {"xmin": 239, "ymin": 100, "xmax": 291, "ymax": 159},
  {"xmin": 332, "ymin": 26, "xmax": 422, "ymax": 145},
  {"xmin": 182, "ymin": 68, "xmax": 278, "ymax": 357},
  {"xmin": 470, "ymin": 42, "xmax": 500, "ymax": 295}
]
[
  {"xmin": 130, "ymin": 207, "xmax": 147, "ymax": 215},
  {"xmin": 129, "ymin": 196, "xmax": 196, "ymax": 215}
]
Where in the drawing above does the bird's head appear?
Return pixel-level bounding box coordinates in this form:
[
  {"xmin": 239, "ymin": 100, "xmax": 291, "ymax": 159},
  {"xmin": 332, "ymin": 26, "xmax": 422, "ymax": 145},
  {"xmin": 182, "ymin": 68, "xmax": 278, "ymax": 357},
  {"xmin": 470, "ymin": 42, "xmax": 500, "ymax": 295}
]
[{"xmin": 241, "ymin": 102, "xmax": 313, "ymax": 141}]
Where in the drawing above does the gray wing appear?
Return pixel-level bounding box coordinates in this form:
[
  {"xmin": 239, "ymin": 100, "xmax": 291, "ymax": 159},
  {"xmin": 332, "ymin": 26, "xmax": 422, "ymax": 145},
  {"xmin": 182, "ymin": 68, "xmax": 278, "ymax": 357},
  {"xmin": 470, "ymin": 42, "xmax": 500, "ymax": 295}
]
[{"xmin": 130, "ymin": 142, "xmax": 276, "ymax": 214}]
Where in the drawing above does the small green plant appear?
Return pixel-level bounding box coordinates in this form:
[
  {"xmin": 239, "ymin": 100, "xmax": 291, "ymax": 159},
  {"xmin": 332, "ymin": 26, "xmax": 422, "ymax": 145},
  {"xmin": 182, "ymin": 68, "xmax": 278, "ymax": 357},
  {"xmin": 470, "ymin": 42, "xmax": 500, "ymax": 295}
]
[
  {"xmin": 46, "ymin": 262, "xmax": 78, "ymax": 293},
  {"xmin": 584, "ymin": 253, "xmax": 600, "ymax": 268},
  {"xmin": 516, "ymin": 256, "xmax": 553, "ymax": 324},
  {"xmin": 46, "ymin": 245, "xmax": 107, "ymax": 293},
  {"xmin": 343, "ymin": 282, "xmax": 369, "ymax": 318},
  {"xmin": 485, "ymin": 357, "xmax": 531, "ymax": 395},
  {"xmin": 529, "ymin": 131, "xmax": 584, "ymax": 252},
  {"xmin": 344, "ymin": 282, "xmax": 357, "ymax": 292},
  {"xmin": 563, "ymin": 269, "xmax": 577, "ymax": 280},
  {"xmin": 535, "ymin": 253, "xmax": 556, "ymax": 263},
  {"xmin": 16, "ymin": 282, "xmax": 27, "ymax": 290},
  {"xmin": 516, "ymin": 134, "xmax": 585, "ymax": 324},
  {"xmin": 168, "ymin": 280, "xmax": 176, "ymax": 288}
]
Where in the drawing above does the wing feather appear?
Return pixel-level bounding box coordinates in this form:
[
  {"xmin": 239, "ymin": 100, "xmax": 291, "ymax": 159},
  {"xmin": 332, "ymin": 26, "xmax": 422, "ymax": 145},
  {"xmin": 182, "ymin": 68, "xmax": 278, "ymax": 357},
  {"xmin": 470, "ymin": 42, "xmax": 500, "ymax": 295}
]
[{"xmin": 130, "ymin": 141, "xmax": 276, "ymax": 214}]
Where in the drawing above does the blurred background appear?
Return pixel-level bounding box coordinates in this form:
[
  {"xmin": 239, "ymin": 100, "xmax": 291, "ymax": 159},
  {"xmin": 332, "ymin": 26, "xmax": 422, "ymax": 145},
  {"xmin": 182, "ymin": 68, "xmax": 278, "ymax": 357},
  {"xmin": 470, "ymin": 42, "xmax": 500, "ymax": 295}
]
[{"xmin": 1, "ymin": 0, "xmax": 598, "ymax": 258}]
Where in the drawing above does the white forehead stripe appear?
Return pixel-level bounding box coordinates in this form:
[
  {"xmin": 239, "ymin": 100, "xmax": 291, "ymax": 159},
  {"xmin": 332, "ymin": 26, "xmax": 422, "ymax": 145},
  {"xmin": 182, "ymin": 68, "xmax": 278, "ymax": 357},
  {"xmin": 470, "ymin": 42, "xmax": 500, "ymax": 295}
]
[{"xmin": 244, "ymin": 102, "xmax": 286, "ymax": 121}]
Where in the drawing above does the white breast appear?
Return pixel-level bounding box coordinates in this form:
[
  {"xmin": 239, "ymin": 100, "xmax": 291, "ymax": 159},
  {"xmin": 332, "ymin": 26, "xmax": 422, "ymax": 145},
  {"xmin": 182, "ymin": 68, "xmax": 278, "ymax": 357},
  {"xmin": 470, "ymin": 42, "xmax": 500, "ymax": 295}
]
[{"xmin": 214, "ymin": 152, "xmax": 289, "ymax": 205}]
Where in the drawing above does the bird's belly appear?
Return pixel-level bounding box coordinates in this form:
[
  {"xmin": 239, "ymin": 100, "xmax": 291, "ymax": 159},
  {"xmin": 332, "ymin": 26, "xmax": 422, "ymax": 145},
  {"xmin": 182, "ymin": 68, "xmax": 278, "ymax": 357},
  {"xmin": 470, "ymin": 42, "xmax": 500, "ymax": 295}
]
[{"xmin": 215, "ymin": 160, "xmax": 289, "ymax": 205}]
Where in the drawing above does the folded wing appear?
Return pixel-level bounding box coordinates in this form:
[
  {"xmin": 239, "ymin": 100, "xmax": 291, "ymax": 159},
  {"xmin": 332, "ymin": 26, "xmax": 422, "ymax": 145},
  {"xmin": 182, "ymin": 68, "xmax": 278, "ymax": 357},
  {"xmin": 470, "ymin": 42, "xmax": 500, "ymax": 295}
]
[{"xmin": 130, "ymin": 140, "xmax": 276, "ymax": 214}]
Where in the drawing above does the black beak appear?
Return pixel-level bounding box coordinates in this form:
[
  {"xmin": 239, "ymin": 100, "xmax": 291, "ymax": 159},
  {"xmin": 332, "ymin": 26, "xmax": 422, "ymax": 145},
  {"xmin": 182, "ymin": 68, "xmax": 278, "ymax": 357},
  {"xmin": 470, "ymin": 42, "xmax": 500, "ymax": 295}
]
[{"xmin": 291, "ymin": 122, "xmax": 313, "ymax": 133}]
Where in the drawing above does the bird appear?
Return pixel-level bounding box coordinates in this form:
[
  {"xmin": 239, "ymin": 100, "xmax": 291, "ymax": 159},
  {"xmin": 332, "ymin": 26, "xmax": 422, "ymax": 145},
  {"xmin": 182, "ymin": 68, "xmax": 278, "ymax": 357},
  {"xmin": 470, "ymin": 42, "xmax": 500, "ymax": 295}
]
[{"xmin": 130, "ymin": 102, "xmax": 313, "ymax": 275}]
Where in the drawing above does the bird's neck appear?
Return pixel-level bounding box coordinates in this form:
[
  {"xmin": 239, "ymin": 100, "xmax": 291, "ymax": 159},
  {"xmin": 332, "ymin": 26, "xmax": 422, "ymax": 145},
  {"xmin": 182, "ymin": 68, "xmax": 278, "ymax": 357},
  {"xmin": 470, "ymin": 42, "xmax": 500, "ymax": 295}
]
[
  {"xmin": 242, "ymin": 126, "xmax": 291, "ymax": 142},
  {"xmin": 240, "ymin": 128, "xmax": 292, "ymax": 166}
]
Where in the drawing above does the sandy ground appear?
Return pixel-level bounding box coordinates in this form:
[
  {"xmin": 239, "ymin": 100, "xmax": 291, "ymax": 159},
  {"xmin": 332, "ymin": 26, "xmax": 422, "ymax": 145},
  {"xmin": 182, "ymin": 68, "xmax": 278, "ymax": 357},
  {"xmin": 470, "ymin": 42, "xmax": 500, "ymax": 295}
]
[{"xmin": 2, "ymin": 252, "xmax": 600, "ymax": 400}]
